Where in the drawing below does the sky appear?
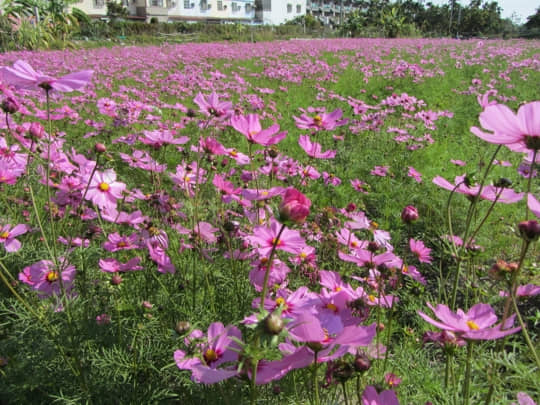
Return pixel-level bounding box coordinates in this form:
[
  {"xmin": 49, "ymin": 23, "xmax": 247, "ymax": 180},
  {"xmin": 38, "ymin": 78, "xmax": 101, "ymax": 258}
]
[{"xmin": 426, "ymin": 0, "xmax": 538, "ymax": 22}]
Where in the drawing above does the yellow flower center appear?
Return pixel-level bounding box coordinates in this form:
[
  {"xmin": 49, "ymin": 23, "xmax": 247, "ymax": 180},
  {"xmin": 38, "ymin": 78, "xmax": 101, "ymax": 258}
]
[
  {"xmin": 334, "ymin": 286, "xmax": 342, "ymax": 292},
  {"xmin": 371, "ymin": 221, "xmax": 379, "ymax": 229},
  {"xmin": 262, "ymin": 191, "xmax": 268, "ymax": 196},
  {"xmin": 300, "ymin": 252, "xmax": 307, "ymax": 259},
  {"xmin": 313, "ymin": 115, "xmax": 322, "ymax": 126},
  {"xmin": 0, "ymin": 231, "xmax": 9, "ymax": 239},
  {"xmin": 46, "ymin": 271, "xmax": 59, "ymax": 282},
  {"xmin": 368, "ymin": 295, "xmax": 376, "ymax": 303},
  {"xmin": 275, "ymin": 297, "xmax": 288, "ymax": 309},
  {"xmin": 99, "ymin": 182, "xmax": 110, "ymax": 192},
  {"xmin": 326, "ymin": 303, "xmax": 338, "ymax": 312},
  {"xmin": 272, "ymin": 238, "xmax": 282, "ymax": 246},
  {"xmin": 117, "ymin": 241, "xmax": 127, "ymax": 248},
  {"xmin": 466, "ymin": 320, "xmax": 480, "ymax": 330},
  {"xmin": 402, "ymin": 265, "xmax": 409, "ymax": 273},
  {"xmin": 204, "ymin": 348, "xmax": 218, "ymax": 363},
  {"xmin": 229, "ymin": 149, "xmax": 238, "ymax": 157},
  {"xmin": 350, "ymin": 241, "xmax": 358, "ymax": 247}
]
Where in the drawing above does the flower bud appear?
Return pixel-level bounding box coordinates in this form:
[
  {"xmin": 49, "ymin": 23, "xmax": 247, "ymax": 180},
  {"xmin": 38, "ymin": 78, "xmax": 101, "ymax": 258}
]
[
  {"xmin": 518, "ymin": 220, "xmax": 540, "ymax": 242},
  {"xmin": 111, "ymin": 274, "xmax": 122, "ymax": 285},
  {"xmin": 94, "ymin": 143, "xmax": 107, "ymax": 153},
  {"xmin": 353, "ymin": 352, "xmax": 371, "ymax": 372},
  {"xmin": 264, "ymin": 313, "xmax": 284, "ymax": 335},
  {"xmin": 401, "ymin": 205, "xmax": 419, "ymax": 223},
  {"xmin": 279, "ymin": 188, "xmax": 311, "ymax": 224},
  {"xmin": 1, "ymin": 96, "xmax": 20, "ymax": 114},
  {"xmin": 175, "ymin": 321, "xmax": 191, "ymax": 335},
  {"xmin": 346, "ymin": 202, "xmax": 357, "ymax": 212},
  {"xmin": 29, "ymin": 122, "xmax": 45, "ymax": 140}
]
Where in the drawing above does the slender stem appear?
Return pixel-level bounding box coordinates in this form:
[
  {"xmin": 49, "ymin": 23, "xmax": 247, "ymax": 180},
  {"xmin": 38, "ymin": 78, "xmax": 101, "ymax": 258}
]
[
  {"xmin": 259, "ymin": 223, "xmax": 286, "ymax": 311},
  {"xmin": 44, "ymin": 89, "xmax": 58, "ymax": 264},
  {"xmin": 342, "ymin": 381, "xmax": 349, "ymax": 405},
  {"xmin": 28, "ymin": 184, "xmax": 57, "ymax": 266},
  {"xmin": 510, "ymin": 288, "xmax": 540, "ymax": 369},
  {"xmin": 250, "ymin": 358, "xmax": 258, "ymax": 405},
  {"xmin": 462, "ymin": 341, "xmax": 474, "ymax": 405},
  {"xmin": 313, "ymin": 351, "xmax": 320, "ymax": 405},
  {"xmin": 466, "ymin": 190, "xmax": 502, "ymax": 247},
  {"xmin": 525, "ymin": 149, "xmax": 537, "ymax": 220}
]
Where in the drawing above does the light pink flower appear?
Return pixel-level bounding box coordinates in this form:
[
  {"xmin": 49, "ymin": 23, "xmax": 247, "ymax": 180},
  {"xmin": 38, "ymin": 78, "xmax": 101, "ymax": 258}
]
[
  {"xmin": 293, "ymin": 108, "xmax": 348, "ymax": 131},
  {"xmin": 409, "ymin": 238, "xmax": 432, "ymax": 263},
  {"xmin": 407, "ymin": 166, "xmax": 422, "ymax": 182},
  {"xmin": 85, "ymin": 169, "xmax": 126, "ymax": 211},
  {"xmin": 279, "ymin": 188, "xmax": 311, "ymax": 223},
  {"xmin": 0, "ymin": 60, "xmax": 92, "ymax": 92},
  {"xmin": 0, "ymin": 223, "xmax": 28, "ymax": 252},
  {"xmin": 231, "ymin": 113, "xmax": 286, "ymax": 146},
  {"xmin": 471, "ymin": 101, "xmax": 540, "ymax": 152},
  {"xmin": 362, "ymin": 386, "xmax": 400, "ymax": 405},
  {"xmin": 298, "ymin": 134, "xmax": 336, "ymax": 159}
]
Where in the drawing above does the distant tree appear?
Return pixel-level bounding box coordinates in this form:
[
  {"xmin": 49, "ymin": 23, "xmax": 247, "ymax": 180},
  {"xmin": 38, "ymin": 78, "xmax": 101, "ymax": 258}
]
[
  {"xmin": 524, "ymin": 7, "xmax": 540, "ymax": 30},
  {"xmin": 106, "ymin": 0, "xmax": 128, "ymax": 22}
]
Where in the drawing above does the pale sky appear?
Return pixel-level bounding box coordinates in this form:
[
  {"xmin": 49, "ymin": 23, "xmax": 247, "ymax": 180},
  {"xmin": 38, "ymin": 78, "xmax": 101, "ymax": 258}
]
[{"xmin": 427, "ymin": 0, "xmax": 538, "ymax": 23}]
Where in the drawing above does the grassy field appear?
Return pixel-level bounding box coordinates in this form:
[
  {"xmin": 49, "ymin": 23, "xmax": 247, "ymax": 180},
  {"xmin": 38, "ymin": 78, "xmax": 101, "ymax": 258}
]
[{"xmin": 0, "ymin": 38, "xmax": 538, "ymax": 404}]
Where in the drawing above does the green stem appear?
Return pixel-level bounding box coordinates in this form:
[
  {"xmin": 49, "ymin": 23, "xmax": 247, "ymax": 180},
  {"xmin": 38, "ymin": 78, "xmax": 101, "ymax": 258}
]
[
  {"xmin": 259, "ymin": 223, "xmax": 286, "ymax": 311},
  {"xmin": 525, "ymin": 149, "xmax": 537, "ymax": 220},
  {"xmin": 463, "ymin": 341, "xmax": 474, "ymax": 405},
  {"xmin": 510, "ymin": 287, "xmax": 540, "ymax": 369},
  {"xmin": 313, "ymin": 351, "xmax": 320, "ymax": 405},
  {"xmin": 250, "ymin": 358, "xmax": 258, "ymax": 405}
]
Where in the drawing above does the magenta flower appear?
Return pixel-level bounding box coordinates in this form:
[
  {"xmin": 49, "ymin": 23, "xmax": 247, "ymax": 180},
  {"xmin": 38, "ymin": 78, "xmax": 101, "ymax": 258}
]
[
  {"xmin": 371, "ymin": 165, "xmax": 389, "ymax": 177},
  {"xmin": 85, "ymin": 169, "xmax": 126, "ymax": 211},
  {"xmin": 193, "ymin": 92, "xmax": 233, "ymax": 119},
  {"xmin": 528, "ymin": 194, "xmax": 540, "ymax": 218},
  {"xmin": 0, "ymin": 60, "xmax": 93, "ymax": 92},
  {"xmin": 401, "ymin": 205, "xmax": 419, "ymax": 223},
  {"xmin": 418, "ymin": 303, "xmax": 521, "ymax": 340},
  {"xmin": 279, "ymin": 187, "xmax": 311, "ymax": 224},
  {"xmin": 511, "ymin": 392, "xmax": 537, "ymax": 405},
  {"xmin": 293, "ymin": 108, "xmax": 347, "ymax": 131},
  {"xmin": 0, "ymin": 223, "xmax": 28, "ymax": 252},
  {"xmin": 433, "ymin": 175, "xmax": 524, "ymax": 204},
  {"xmin": 102, "ymin": 232, "xmax": 139, "ymax": 252},
  {"xmin": 471, "ymin": 101, "xmax": 540, "ymax": 152},
  {"xmin": 298, "ymin": 135, "xmax": 336, "ymax": 159},
  {"xmin": 362, "ymin": 386, "xmax": 400, "ymax": 405},
  {"xmin": 246, "ymin": 220, "xmax": 307, "ymax": 256},
  {"xmin": 99, "ymin": 257, "xmax": 142, "ymax": 273},
  {"xmin": 174, "ymin": 322, "xmax": 242, "ymax": 384},
  {"xmin": 19, "ymin": 259, "xmax": 76, "ymax": 298},
  {"xmin": 409, "ymin": 238, "xmax": 432, "ymax": 263},
  {"xmin": 231, "ymin": 113, "xmax": 286, "ymax": 146},
  {"xmin": 407, "ymin": 166, "xmax": 422, "ymax": 182}
]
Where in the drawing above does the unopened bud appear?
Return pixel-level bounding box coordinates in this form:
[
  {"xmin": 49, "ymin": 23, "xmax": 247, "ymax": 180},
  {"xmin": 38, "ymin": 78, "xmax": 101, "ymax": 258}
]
[
  {"xmin": 264, "ymin": 313, "xmax": 284, "ymax": 335},
  {"xmin": 95, "ymin": 143, "xmax": 107, "ymax": 153},
  {"xmin": 111, "ymin": 274, "xmax": 122, "ymax": 285},
  {"xmin": 353, "ymin": 352, "xmax": 371, "ymax": 372},
  {"xmin": 518, "ymin": 220, "xmax": 540, "ymax": 242},
  {"xmin": 174, "ymin": 321, "xmax": 191, "ymax": 335},
  {"xmin": 401, "ymin": 205, "xmax": 419, "ymax": 224}
]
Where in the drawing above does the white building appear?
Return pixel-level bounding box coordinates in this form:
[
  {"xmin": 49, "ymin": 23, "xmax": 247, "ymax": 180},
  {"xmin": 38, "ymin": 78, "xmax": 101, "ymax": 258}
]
[
  {"xmin": 255, "ymin": 0, "xmax": 307, "ymax": 25},
  {"xmin": 169, "ymin": 0, "xmax": 255, "ymax": 23}
]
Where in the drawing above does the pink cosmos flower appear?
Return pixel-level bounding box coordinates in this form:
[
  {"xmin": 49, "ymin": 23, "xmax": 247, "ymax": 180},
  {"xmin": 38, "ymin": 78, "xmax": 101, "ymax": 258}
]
[
  {"xmin": 407, "ymin": 166, "xmax": 422, "ymax": 182},
  {"xmin": 471, "ymin": 101, "xmax": 540, "ymax": 152},
  {"xmin": 246, "ymin": 220, "xmax": 307, "ymax": 257},
  {"xmin": 298, "ymin": 135, "xmax": 336, "ymax": 159},
  {"xmin": 293, "ymin": 108, "xmax": 348, "ymax": 131},
  {"xmin": 409, "ymin": 238, "xmax": 432, "ymax": 263},
  {"xmin": 193, "ymin": 92, "xmax": 233, "ymax": 119},
  {"xmin": 85, "ymin": 169, "xmax": 126, "ymax": 211},
  {"xmin": 0, "ymin": 60, "xmax": 93, "ymax": 92},
  {"xmin": 0, "ymin": 223, "xmax": 29, "ymax": 252},
  {"xmin": 528, "ymin": 194, "xmax": 540, "ymax": 218},
  {"xmin": 231, "ymin": 113, "xmax": 286, "ymax": 146},
  {"xmin": 362, "ymin": 386, "xmax": 400, "ymax": 405},
  {"xmin": 511, "ymin": 392, "xmax": 537, "ymax": 405},
  {"xmin": 418, "ymin": 303, "xmax": 521, "ymax": 340},
  {"xmin": 140, "ymin": 129, "xmax": 189, "ymax": 149},
  {"xmin": 174, "ymin": 322, "xmax": 242, "ymax": 384},
  {"xmin": 279, "ymin": 188, "xmax": 311, "ymax": 224},
  {"xmin": 102, "ymin": 232, "xmax": 139, "ymax": 252},
  {"xmin": 433, "ymin": 175, "xmax": 524, "ymax": 204},
  {"xmin": 99, "ymin": 257, "xmax": 142, "ymax": 273},
  {"xmin": 19, "ymin": 259, "xmax": 76, "ymax": 298},
  {"xmin": 499, "ymin": 284, "xmax": 540, "ymax": 298},
  {"xmin": 371, "ymin": 165, "xmax": 389, "ymax": 177}
]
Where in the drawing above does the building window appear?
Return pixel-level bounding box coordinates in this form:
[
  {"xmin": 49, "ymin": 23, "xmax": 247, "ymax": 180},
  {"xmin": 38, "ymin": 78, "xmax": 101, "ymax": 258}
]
[
  {"xmin": 262, "ymin": 0, "xmax": 271, "ymax": 11},
  {"xmin": 93, "ymin": 0, "xmax": 104, "ymax": 8},
  {"xmin": 151, "ymin": 0, "xmax": 163, "ymax": 6},
  {"xmin": 296, "ymin": 4, "xmax": 301, "ymax": 13},
  {"xmin": 287, "ymin": 3, "xmax": 292, "ymax": 13},
  {"xmin": 217, "ymin": 0, "xmax": 223, "ymax": 10},
  {"xmin": 184, "ymin": 0, "xmax": 193, "ymax": 8},
  {"xmin": 245, "ymin": 3, "xmax": 252, "ymax": 12},
  {"xmin": 231, "ymin": 2, "xmax": 238, "ymax": 12},
  {"xmin": 200, "ymin": 0, "xmax": 207, "ymax": 9}
]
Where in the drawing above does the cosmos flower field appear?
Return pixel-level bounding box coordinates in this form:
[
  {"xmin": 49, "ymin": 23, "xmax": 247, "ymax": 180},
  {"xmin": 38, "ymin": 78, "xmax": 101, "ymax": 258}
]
[{"xmin": 0, "ymin": 38, "xmax": 539, "ymax": 404}]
